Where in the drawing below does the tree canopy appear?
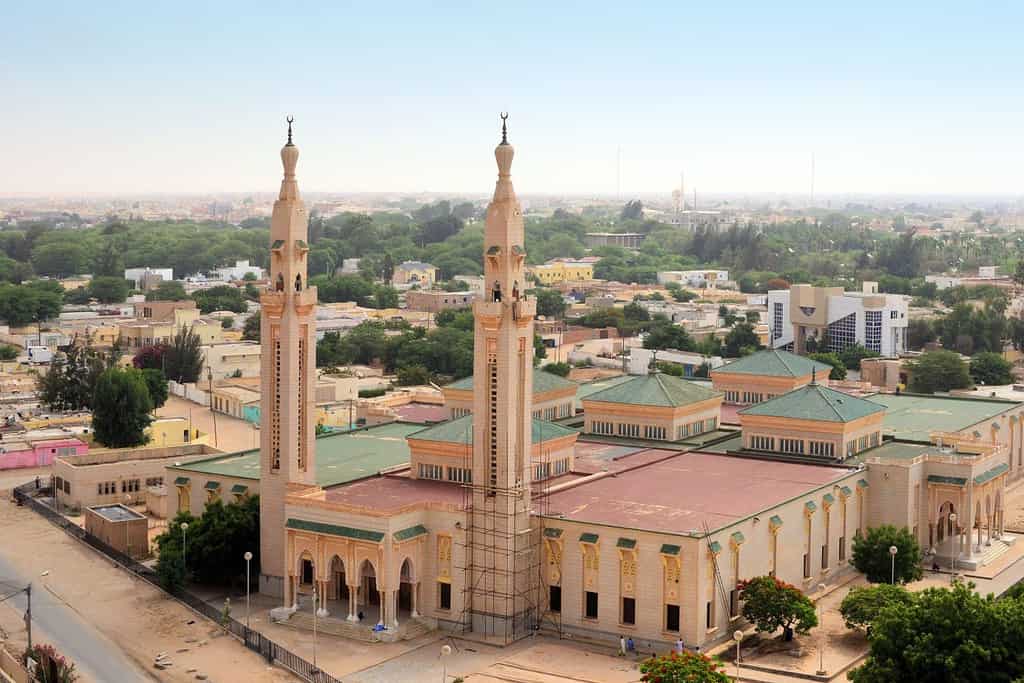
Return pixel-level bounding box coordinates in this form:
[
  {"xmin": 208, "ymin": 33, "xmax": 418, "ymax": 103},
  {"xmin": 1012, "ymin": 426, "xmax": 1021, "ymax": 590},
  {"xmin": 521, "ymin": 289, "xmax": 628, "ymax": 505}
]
[
  {"xmin": 91, "ymin": 367, "xmax": 154, "ymax": 448},
  {"xmin": 839, "ymin": 584, "xmax": 916, "ymax": 632},
  {"xmin": 739, "ymin": 575, "xmax": 818, "ymax": 641},
  {"xmin": 969, "ymin": 352, "xmax": 1013, "ymax": 386},
  {"xmin": 906, "ymin": 350, "xmax": 971, "ymax": 394},
  {"xmin": 851, "ymin": 525, "xmax": 923, "ymax": 584},
  {"xmin": 639, "ymin": 652, "xmax": 731, "ymax": 683}
]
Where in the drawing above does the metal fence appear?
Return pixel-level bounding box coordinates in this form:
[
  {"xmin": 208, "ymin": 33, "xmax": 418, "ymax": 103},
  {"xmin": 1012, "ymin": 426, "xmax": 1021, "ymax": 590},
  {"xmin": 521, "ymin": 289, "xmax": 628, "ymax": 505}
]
[{"xmin": 12, "ymin": 483, "xmax": 342, "ymax": 683}]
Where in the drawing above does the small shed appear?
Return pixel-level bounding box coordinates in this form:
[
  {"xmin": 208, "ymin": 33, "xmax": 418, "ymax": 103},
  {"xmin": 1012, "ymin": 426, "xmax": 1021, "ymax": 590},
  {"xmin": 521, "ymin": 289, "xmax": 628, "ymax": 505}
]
[{"xmin": 85, "ymin": 504, "xmax": 149, "ymax": 559}]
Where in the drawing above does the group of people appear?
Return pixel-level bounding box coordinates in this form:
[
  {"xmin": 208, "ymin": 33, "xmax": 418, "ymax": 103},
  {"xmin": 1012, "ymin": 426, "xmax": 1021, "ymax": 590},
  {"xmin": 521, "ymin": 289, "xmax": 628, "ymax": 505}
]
[{"xmin": 618, "ymin": 635, "xmax": 687, "ymax": 657}]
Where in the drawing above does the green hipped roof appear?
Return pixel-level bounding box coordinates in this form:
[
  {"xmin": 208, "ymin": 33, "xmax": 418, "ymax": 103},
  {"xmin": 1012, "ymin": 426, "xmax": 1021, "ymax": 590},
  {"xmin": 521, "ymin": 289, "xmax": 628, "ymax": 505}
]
[
  {"xmin": 616, "ymin": 538, "xmax": 637, "ymax": 549},
  {"xmin": 230, "ymin": 484, "xmax": 249, "ymax": 495},
  {"xmin": 286, "ymin": 518, "xmax": 384, "ymax": 543},
  {"xmin": 661, "ymin": 544, "xmax": 682, "ymax": 555},
  {"xmin": 410, "ymin": 414, "xmax": 576, "ymax": 445},
  {"xmin": 713, "ymin": 349, "xmax": 833, "ymax": 378},
  {"xmin": 823, "ymin": 493, "xmax": 835, "ymax": 505},
  {"xmin": 739, "ymin": 383, "xmax": 885, "ymax": 423},
  {"xmin": 445, "ymin": 368, "xmax": 577, "ymax": 395},
  {"xmin": 174, "ymin": 476, "xmax": 189, "ymax": 486},
  {"xmin": 805, "ymin": 501, "xmax": 818, "ymax": 513},
  {"xmin": 582, "ymin": 372, "xmax": 721, "ymax": 408},
  {"xmin": 580, "ymin": 532, "xmax": 599, "ymax": 544},
  {"xmin": 204, "ymin": 481, "xmax": 221, "ymax": 491},
  {"xmin": 544, "ymin": 528, "xmax": 563, "ymax": 538},
  {"xmin": 840, "ymin": 486, "xmax": 853, "ymax": 497},
  {"xmin": 769, "ymin": 515, "xmax": 783, "ymax": 527},
  {"xmin": 708, "ymin": 541, "xmax": 722, "ymax": 554},
  {"xmin": 393, "ymin": 524, "xmax": 428, "ymax": 542},
  {"xmin": 731, "ymin": 531, "xmax": 745, "ymax": 545}
]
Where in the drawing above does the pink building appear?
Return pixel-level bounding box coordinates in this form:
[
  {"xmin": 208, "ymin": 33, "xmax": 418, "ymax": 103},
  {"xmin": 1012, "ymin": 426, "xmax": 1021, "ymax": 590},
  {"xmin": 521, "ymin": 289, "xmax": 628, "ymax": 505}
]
[{"xmin": 0, "ymin": 438, "xmax": 87, "ymax": 470}]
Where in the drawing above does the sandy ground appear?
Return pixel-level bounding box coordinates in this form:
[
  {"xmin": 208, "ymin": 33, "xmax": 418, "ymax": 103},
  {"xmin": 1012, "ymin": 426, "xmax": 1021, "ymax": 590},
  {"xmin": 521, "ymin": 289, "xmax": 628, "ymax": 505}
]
[
  {"xmin": 0, "ymin": 494, "xmax": 294, "ymax": 683},
  {"xmin": 157, "ymin": 396, "xmax": 259, "ymax": 454}
]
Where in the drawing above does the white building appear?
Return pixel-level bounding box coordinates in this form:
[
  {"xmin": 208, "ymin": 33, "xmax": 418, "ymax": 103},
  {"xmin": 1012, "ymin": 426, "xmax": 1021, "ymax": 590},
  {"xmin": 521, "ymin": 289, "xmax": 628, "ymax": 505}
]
[
  {"xmin": 768, "ymin": 282, "xmax": 908, "ymax": 357},
  {"xmin": 214, "ymin": 260, "xmax": 266, "ymax": 281},
  {"xmin": 124, "ymin": 267, "xmax": 173, "ymax": 289},
  {"xmin": 657, "ymin": 269, "xmax": 729, "ymax": 288}
]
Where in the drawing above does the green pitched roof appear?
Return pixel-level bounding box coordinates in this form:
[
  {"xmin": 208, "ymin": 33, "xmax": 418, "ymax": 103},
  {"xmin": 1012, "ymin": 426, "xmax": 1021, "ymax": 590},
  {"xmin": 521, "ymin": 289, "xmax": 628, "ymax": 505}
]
[
  {"xmin": 286, "ymin": 518, "xmax": 384, "ymax": 543},
  {"xmin": 975, "ymin": 463, "xmax": 1009, "ymax": 485},
  {"xmin": 582, "ymin": 372, "xmax": 721, "ymax": 408},
  {"xmin": 713, "ymin": 349, "xmax": 833, "ymax": 378},
  {"xmin": 230, "ymin": 484, "xmax": 249, "ymax": 495},
  {"xmin": 708, "ymin": 541, "xmax": 722, "ymax": 554},
  {"xmin": 204, "ymin": 480, "xmax": 221, "ymax": 491},
  {"xmin": 769, "ymin": 515, "xmax": 783, "ymax": 527},
  {"xmin": 174, "ymin": 476, "xmax": 189, "ymax": 486},
  {"xmin": 823, "ymin": 493, "xmax": 835, "ymax": 505},
  {"xmin": 409, "ymin": 414, "xmax": 576, "ymax": 445},
  {"xmin": 661, "ymin": 544, "xmax": 682, "ymax": 555},
  {"xmin": 544, "ymin": 528, "xmax": 563, "ymax": 538},
  {"xmin": 730, "ymin": 531, "xmax": 745, "ymax": 545},
  {"xmin": 580, "ymin": 532, "xmax": 599, "ymax": 544},
  {"xmin": 393, "ymin": 524, "xmax": 428, "ymax": 542},
  {"xmin": 616, "ymin": 537, "xmax": 637, "ymax": 549},
  {"xmin": 927, "ymin": 474, "xmax": 967, "ymax": 486},
  {"xmin": 739, "ymin": 383, "xmax": 885, "ymax": 423},
  {"xmin": 445, "ymin": 368, "xmax": 577, "ymax": 395}
]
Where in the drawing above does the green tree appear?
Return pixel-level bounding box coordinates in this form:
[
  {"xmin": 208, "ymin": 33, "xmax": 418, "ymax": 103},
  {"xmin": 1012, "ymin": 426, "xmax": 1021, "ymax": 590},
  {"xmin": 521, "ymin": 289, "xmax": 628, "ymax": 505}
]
[
  {"xmin": 339, "ymin": 322, "xmax": 388, "ymax": 365},
  {"xmin": 533, "ymin": 288, "xmax": 567, "ymax": 318},
  {"xmin": 850, "ymin": 581, "xmax": 1024, "ymax": 683},
  {"xmin": 372, "ymin": 284, "xmax": 399, "ymax": 309},
  {"xmin": 157, "ymin": 546, "xmax": 186, "ymax": 592},
  {"xmin": 316, "ymin": 332, "xmax": 347, "ymax": 368},
  {"xmin": 1015, "ymin": 261, "xmax": 1024, "ymax": 288},
  {"xmin": 639, "ymin": 651, "xmax": 731, "ymax": 683},
  {"xmin": 643, "ymin": 318, "xmax": 696, "ymax": 352},
  {"xmin": 840, "ymin": 343, "xmax": 880, "ymax": 371},
  {"xmin": 623, "ymin": 301, "xmax": 651, "ymax": 322},
  {"xmin": 155, "ymin": 496, "xmax": 259, "ymax": 586},
  {"xmin": 738, "ymin": 575, "xmax": 818, "ymax": 641},
  {"xmin": 145, "ymin": 281, "xmax": 188, "ymax": 301},
  {"xmin": 906, "ymin": 350, "xmax": 971, "ymax": 393},
  {"xmin": 724, "ymin": 321, "xmax": 762, "ymax": 357},
  {"xmin": 808, "ymin": 352, "xmax": 848, "ymax": 380},
  {"xmin": 395, "ymin": 364, "xmax": 431, "ymax": 386},
  {"xmin": 164, "ymin": 327, "xmax": 203, "ymax": 383},
  {"xmin": 840, "ymin": 584, "xmax": 916, "ymax": 632},
  {"xmin": 38, "ymin": 336, "xmax": 116, "ymax": 411},
  {"xmin": 0, "ymin": 344, "xmax": 18, "ymax": 361},
  {"xmin": 970, "ymin": 352, "xmax": 1013, "ymax": 385},
  {"xmin": 620, "ymin": 199, "xmax": 644, "ymax": 220},
  {"xmin": 140, "ymin": 368, "xmax": 169, "ymax": 409},
  {"xmin": 541, "ymin": 362, "xmax": 571, "ymax": 377},
  {"xmin": 86, "ymin": 276, "xmax": 130, "ymax": 304},
  {"xmin": 851, "ymin": 525, "xmax": 923, "ymax": 584},
  {"xmin": 906, "ymin": 318, "xmax": 936, "ymax": 350},
  {"xmin": 91, "ymin": 368, "xmax": 153, "ymax": 448},
  {"xmin": 191, "ymin": 285, "xmax": 246, "ymax": 313},
  {"xmin": 242, "ymin": 315, "xmax": 260, "ymax": 342},
  {"xmin": 94, "ymin": 241, "xmax": 125, "ymax": 277}
]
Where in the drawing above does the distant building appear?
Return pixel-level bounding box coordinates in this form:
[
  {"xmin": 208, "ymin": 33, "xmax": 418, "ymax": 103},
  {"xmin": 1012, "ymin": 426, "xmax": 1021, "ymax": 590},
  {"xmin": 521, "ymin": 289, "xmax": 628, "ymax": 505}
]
[
  {"xmin": 85, "ymin": 505, "xmax": 149, "ymax": 559},
  {"xmin": 124, "ymin": 267, "xmax": 173, "ymax": 290},
  {"xmin": 393, "ymin": 260, "xmax": 439, "ymax": 287},
  {"xmin": 657, "ymin": 270, "xmax": 729, "ymax": 289},
  {"xmin": 529, "ymin": 259, "xmax": 595, "ymax": 284},
  {"xmin": 768, "ymin": 282, "xmax": 908, "ymax": 356},
  {"xmin": 585, "ymin": 232, "xmax": 646, "ymax": 249},
  {"xmin": 452, "ymin": 274, "xmax": 486, "ymax": 297},
  {"xmin": 405, "ymin": 290, "xmax": 476, "ymax": 313},
  {"xmin": 340, "ymin": 258, "xmax": 361, "ymax": 275},
  {"xmin": 214, "ymin": 260, "xmax": 265, "ymax": 281},
  {"xmin": 670, "ymin": 210, "xmax": 725, "ymax": 232}
]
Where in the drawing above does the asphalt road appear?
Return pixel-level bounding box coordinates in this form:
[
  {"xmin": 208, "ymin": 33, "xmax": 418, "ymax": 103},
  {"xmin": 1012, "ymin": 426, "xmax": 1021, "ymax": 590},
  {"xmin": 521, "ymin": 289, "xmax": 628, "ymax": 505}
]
[{"xmin": 0, "ymin": 552, "xmax": 155, "ymax": 682}]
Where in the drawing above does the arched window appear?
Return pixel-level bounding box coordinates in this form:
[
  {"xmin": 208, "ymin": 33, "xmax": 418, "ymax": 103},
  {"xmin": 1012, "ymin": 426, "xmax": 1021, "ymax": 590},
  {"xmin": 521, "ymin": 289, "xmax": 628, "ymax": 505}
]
[
  {"xmin": 295, "ymin": 274, "xmax": 302, "ymax": 291},
  {"xmin": 276, "ymin": 273, "xmax": 285, "ymax": 291}
]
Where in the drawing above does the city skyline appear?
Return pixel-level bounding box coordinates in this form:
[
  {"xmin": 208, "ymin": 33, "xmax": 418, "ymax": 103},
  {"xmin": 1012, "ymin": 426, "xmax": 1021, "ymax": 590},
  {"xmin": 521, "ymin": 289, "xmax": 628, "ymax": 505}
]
[{"xmin": 5, "ymin": 2, "xmax": 1024, "ymax": 196}]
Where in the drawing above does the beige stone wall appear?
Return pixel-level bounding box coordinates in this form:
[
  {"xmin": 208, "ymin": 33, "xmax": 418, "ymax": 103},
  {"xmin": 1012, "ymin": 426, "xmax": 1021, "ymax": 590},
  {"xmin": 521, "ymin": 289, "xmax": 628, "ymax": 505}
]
[
  {"xmin": 535, "ymin": 468, "xmax": 863, "ymax": 648},
  {"xmin": 711, "ymin": 373, "xmax": 820, "ymax": 405},
  {"xmin": 84, "ymin": 507, "xmax": 149, "ymax": 558},
  {"xmin": 444, "ymin": 387, "xmax": 574, "ymax": 422},
  {"xmin": 741, "ymin": 413, "xmax": 883, "ymax": 459}
]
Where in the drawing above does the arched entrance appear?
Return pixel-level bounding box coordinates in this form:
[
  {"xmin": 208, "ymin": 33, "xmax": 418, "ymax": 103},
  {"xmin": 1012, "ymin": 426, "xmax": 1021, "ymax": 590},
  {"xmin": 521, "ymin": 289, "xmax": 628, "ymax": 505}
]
[
  {"xmin": 398, "ymin": 558, "xmax": 418, "ymax": 619},
  {"xmin": 329, "ymin": 555, "xmax": 347, "ymax": 603},
  {"xmin": 937, "ymin": 501, "xmax": 955, "ymax": 543}
]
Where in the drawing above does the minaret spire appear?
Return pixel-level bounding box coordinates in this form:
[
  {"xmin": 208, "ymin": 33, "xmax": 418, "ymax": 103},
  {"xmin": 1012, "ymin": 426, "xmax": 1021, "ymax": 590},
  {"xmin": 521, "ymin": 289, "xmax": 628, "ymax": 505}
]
[
  {"xmin": 500, "ymin": 112, "xmax": 509, "ymax": 146},
  {"xmin": 286, "ymin": 115, "xmax": 294, "ymax": 146}
]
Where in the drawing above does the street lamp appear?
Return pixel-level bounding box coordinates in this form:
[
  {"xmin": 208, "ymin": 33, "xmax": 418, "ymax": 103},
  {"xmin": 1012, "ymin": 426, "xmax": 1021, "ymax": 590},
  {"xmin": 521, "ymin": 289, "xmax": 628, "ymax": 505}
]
[
  {"xmin": 816, "ymin": 583, "xmax": 827, "ymax": 676},
  {"xmin": 244, "ymin": 551, "xmax": 253, "ymax": 629},
  {"xmin": 733, "ymin": 630, "xmax": 743, "ymax": 681},
  {"xmin": 949, "ymin": 513, "xmax": 958, "ymax": 576},
  {"xmin": 889, "ymin": 545, "xmax": 898, "ymax": 584},
  {"xmin": 440, "ymin": 643, "xmax": 452, "ymax": 682},
  {"xmin": 180, "ymin": 522, "xmax": 189, "ymax": 575}
]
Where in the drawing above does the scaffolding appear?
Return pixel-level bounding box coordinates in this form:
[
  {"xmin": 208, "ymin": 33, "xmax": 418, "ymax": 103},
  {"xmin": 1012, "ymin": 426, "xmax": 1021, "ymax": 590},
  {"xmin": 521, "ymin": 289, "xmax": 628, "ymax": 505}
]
[{"xmin": 453, "ymin": 415, "xmax": 548, "ymax": 645}]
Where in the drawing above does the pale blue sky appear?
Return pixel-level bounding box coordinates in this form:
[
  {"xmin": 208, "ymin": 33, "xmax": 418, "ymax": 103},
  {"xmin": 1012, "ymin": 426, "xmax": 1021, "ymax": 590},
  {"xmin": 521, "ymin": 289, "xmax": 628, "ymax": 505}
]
[{"xmin": 4, "ymin": 2, "xmax": 1023, "ymax": 196}]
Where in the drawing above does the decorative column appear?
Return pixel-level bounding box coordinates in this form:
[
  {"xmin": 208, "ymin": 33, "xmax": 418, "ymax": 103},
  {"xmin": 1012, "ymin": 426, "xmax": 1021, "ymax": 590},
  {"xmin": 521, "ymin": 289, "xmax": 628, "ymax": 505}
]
[
  {"xmin": 291, "ymin": 576, "xmax": 299, "ymax": 611},
  {"xmin": 316, "ymin": 580, "xmax": 329, "ymax": 617},
  {"xmin": 347, "ymin": 583, "xmax": 359, "ymax": 622},
  {"xmin": 389, "ymin": 590, "xmax": 399, "ymax": 628},
  {"xmin": 411, "ymin": 582, "xmax": 420, "ymax": 618},
  {"xmin": 378, "ymin": 590, "xmax": 386, "ymax": 627}
]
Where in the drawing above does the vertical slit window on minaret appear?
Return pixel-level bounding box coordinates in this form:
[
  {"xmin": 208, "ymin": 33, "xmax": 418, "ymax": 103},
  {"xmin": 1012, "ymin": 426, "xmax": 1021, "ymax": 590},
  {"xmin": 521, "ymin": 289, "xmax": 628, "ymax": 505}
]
[
  {"xmin": 272, "ymin": 335, "xmax": 281, "ymax": 471},
  {"xmin": 488, "ymin": 353, "xmax": 498, "ymax": 491},
  {"xmin": 297, "ymin": 335, "xmax": 306, "ymax": 471}
]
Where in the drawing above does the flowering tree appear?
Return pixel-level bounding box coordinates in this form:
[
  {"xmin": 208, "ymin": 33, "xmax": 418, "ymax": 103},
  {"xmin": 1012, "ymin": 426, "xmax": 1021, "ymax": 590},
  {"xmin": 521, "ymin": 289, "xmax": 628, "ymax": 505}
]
[
  {"xmin": 739, "ymin": 575, "xmax": 818, "ymax": 641},
  {"xmin": 26, "ymin": 643, "xmax": 79, "ymax": 683},
  {"xmin": 640, "ymin": 651, "xmax": 731, "ymax": 683}
]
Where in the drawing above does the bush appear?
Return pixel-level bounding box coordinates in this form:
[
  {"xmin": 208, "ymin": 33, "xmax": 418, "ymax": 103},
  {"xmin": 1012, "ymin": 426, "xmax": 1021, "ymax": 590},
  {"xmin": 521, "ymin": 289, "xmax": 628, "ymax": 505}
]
[
  {"xmin": 541, "ymin": 362, "xmax": 571, "ymax": 377},
  {"xmin": 808, "ymin": 352, "xmax": 847, "ymax": 380},
  {"xmin": 851, "ymin": 525, "xmax": 923, "ymax": 584},
  {"xmin": 969, "ymin": 351, "xmax": 1013, "ymax": 385},
  {"xmin": 640, "ymin": 651, "xmax": 731, "ymax": 682},
  {"xmin": 840, "ymin": 584, "xmax": 916, "ymax": 631},
  {"xmin": 358, "ymin": 387, "xmax": 386, "ymax": 399},
  {"xmin": 0, "ymin": 344, "xmax": 18, "ymax": 361},
  {"xmin": 906, "ymin": 350, "xmax": 970, "ymax": 394},
  {"xmin": 395, "ymin": 365, "xmax": 431, "ymax": 386}
]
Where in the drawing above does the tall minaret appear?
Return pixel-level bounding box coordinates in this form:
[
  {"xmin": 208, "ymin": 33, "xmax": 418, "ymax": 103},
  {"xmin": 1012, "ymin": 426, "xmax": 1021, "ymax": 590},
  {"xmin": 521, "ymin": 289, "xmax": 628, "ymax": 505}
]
[
  {"xmin": 259, "ymin": 118, "xmax": 318, "ymax": 598},
  {"xmin": 468, "ymin": 114, "xmax": 538, "ymax": 640}
]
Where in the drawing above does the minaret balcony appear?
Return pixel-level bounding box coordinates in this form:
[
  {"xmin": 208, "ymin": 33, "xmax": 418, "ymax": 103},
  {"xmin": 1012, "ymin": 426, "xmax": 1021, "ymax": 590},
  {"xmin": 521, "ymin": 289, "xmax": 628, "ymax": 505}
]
[
  {"xmin": 473, "ymin": 300, "xmax": 503, "ymax": 331},
  {"xmin": 261, "ymin": 290, "xmax": 286, "ymax": 318},
  {"xmin": 293, "ymin": 286, "xmax": 318, "ymax": 315},
  {"xmin": 514, "ymin": 298, "xmax": 536, "ymax": 326}
]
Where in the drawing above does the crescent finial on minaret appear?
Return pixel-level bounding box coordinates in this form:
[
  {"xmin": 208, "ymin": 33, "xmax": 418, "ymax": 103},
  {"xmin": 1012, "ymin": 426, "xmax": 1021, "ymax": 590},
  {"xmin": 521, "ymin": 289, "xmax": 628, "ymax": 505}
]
[
  {"xmin": 500, "ymin": 112, "xmax": 509, "ymax": 146},
  {"xmin": 286, "ymin": 116, "xmax": 295, "ymax": 146}
]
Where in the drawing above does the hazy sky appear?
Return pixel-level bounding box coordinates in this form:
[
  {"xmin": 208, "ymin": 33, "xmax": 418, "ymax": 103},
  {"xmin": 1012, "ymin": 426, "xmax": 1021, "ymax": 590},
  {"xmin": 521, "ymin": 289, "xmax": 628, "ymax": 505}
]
[{"xmin": 4, "ymin": 2, "xmax": 1023, "ymax": 196}]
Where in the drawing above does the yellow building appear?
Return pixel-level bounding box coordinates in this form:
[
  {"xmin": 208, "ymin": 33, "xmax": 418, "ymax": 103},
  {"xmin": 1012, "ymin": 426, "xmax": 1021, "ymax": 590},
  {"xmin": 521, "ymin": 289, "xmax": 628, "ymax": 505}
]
[
  {"xmin": 529, "ymin": 259, "xmax": 594, "ymax": 285},
  {"xmin": 119, "ymin": 307, "xmax": 223, "ymax": 350},
  {"xmin": 393, "ymin": 261, "xmax": 439, "ymax": 287}
]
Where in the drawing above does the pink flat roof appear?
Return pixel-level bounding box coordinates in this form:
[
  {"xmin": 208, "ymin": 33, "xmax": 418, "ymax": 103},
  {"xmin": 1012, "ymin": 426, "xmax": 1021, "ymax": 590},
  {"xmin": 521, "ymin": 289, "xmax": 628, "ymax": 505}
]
[
  {"xmin": 324, "ymin": 474, "xmax": 465, "ymax": 513},
  {"xmin": 541, "ymin": 451, "xmax": 853, "ymax": 535},
  {"xmin": 395, "ymin": 403, "xmax": 449, "ymax": 424}
]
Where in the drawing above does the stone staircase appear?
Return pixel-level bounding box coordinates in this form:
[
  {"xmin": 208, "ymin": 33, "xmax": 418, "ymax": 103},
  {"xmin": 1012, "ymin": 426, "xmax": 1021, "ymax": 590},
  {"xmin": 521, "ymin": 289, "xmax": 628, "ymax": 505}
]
[{"xmin": 283, "ymin": 611, "xmax": 435, "ymax": 642}]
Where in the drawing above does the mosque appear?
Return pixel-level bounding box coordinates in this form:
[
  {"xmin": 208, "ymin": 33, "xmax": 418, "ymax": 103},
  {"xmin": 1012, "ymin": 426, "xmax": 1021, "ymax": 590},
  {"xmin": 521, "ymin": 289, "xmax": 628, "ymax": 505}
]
[{"xmin": 241, "ymin": 117, "xmax": 1024, "ymax": 650}]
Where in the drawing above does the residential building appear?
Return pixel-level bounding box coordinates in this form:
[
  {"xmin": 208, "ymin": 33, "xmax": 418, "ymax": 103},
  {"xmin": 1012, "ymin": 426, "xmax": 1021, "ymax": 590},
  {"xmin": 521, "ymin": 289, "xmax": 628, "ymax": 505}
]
[
  {"xmin": 529, "ymin": 259, "xmax": 595, "ymax": 284},
  {"xmin": 405, "ymin": 290, "xmax": 476, "ymax": 313},
  {"xmin": 215, "ymin": 260, "xmax": 266, "ymax": 281},
  {"xmin": 393, "ymin": 261, "xmax": 439, "ymax": 287},
  {"xmin": 201, "ymin": 341, "xmax": 261, "ymax": 379},
  {"xmin": 768, "ymin": 282, "xmax": 909, "ymax": 356},
  {"xmin": 124, "ymin": 267, "xmax": 174, "ymax": 290},
  {"xmin": 711, "ymin": 349, "xmax": 833, "ymax": 405},
  {"xmin": 657, "ymin": 269, "xmax": 729, "ymax": 288},
  {"xmin": 585, "ymin": 232, "xmax": 645, "ymax": 249}
]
